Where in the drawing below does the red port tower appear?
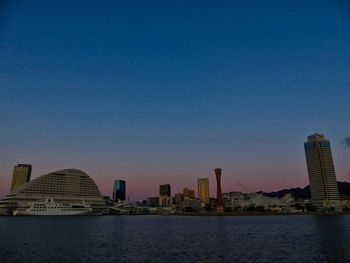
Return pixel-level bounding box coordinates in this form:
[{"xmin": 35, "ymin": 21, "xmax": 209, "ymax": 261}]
[{"xmin": 215, "ymin": 167, "xmax": 224, "ymax": 213}]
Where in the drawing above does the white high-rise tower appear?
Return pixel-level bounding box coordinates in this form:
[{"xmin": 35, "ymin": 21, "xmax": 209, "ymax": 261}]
[{"xmin": 304, "ymin": 134, "xmax": 340, "ymax": 210}]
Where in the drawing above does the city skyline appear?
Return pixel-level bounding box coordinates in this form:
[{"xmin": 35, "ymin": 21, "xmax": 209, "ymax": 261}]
[
  {"xmin": 1, "ymin": 132, "xmax": 350, "ymax": 200},
  {"xmin": 1, "ymin": 131, "xmax": 349, "ymax": 201},
  {"xmin": 1, "ymin": 1, "xmax": 350, "ymax": 200}
]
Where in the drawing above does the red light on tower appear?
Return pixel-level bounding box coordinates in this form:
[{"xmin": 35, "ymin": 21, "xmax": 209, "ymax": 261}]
[{"xmin": 215, "ymin": 167, "xmax": 224, "ymax": 213}]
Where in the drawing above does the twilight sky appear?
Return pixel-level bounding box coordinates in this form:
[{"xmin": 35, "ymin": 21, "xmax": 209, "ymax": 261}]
[{"xmin": 1, "ymin": 0, "xmax": 350, "ymax": 200}]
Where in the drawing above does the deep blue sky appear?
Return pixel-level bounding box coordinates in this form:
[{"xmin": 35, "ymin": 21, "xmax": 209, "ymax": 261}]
[{"xmin": 1, "ymin": 1, "xmax": 350, "ymax": 198}]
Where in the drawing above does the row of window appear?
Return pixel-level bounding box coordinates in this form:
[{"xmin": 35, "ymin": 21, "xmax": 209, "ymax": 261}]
[{"xmin": 30, "ymin": 209, "xmax": 73, "ymax": 212}]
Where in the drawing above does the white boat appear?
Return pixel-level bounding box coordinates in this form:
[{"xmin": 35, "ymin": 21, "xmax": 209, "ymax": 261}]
[{"xmin": 13, "ymin": 197, "xmax": 92, "ymax": 216}]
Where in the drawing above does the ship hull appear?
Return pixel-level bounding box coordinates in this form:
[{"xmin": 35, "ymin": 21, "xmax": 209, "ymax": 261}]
[
  {"xmin": 13, "ymin": 208, "xmax": 91, "ymax": 216},
  {"xmin": 12, "ymin": 197, "xmax": 94, "ymax": 216}
]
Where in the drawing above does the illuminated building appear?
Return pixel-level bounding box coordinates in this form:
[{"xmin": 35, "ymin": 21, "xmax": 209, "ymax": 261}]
[
  {"xmin": 197, "ymin": 178, "xmax": 209, "ymax": 204},
  {"xmin": 10, "ymin": 164, "xmax": 32, "ymax": 192}
]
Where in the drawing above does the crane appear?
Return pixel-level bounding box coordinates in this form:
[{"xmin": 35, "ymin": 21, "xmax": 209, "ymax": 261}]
[{"xmin": 127, "ymin": 191, "xmax": 133, "ymax": 203}]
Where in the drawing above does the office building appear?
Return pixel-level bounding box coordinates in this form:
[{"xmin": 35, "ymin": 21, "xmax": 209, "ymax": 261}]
[
  {"xmin": 183, "ymin": 187, "xmax": 195, "ymax": 199},
  {"xmin": 209, "ymin": 198, "xmax": 216, "ymax": 212},
  {"xmin": 159, "ymin": 196, "xmax": 172, "ymax": 207},
  {"xmin": 159, "ymin": 184, "xmax": 171, "ymax": 197},
  {"xmin": 10, "ymin": 164, "xmax": 32, "ymax": 192},
  {"xmin": 113, "ymin": 180, "xmax": 126, "ymax": 202},
  {"xmin": 159, "ymin": 184, "xmax": 171, "ymax": 207},
  {"xmin": 304, "ymin": 134, "xmax": 340, "ymax": 210},
  {"xmin": 146, "ymin": 197, "xmax": 159, "ymax": 207},
  {"xmin": 215, "ymin": 168, "xmax": 224, "ymax": 213},
  {"xmin": 223, "ymin": 192, "xmax": 245, "ymax": 211},
  {"xmin": 197, "ymin": 178, "xmax": 209, "ymax": 204},
  {"xmin": 181, "ymin": 198, "xmax": 201, "ymax": 212},
  {"xmin": 174, "ymin": 193, "xmax": 184, "ymax": 204}
]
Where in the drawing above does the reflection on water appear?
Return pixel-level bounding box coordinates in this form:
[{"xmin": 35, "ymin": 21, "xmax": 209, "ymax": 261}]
[
  {"xmin": 313, "ymin": 215, "xmax": 349, "ymax": 262},
  {"xmin": 1, "ymin": 215, "xmax": 350, "ymax": 262}
]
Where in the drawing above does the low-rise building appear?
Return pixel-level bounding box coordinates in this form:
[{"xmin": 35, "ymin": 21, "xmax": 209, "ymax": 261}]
[
  {"xmin": 180, "ymin": 198, "xmax": 201, "ymax": 212},
  {"xmin": 146, "ymin": 197, "xmax": 159, "ymax": 207},
  {"xmin": 183, "ymin": 187, "xmax": 195, "ymax": 199}
]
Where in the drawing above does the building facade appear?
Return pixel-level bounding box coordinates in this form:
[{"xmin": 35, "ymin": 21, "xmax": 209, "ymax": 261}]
[
  {"xmin": 146, "ymin": 197, "xmax": 159, "ymax": 207},
  {"xmin": 159, "ymin": 184, "xmax": 171, "ymax": 207},
  {"xmin": 159, "ymin": 184, "xmax": 171, "ymax": 197},
  {"xmin": 197, "ymin": 178, "xmax": 209, "ymax": 204},
  {"xmin": 304, "ymin": 134, "xmax": 340, "ymax": 210},
  {"xmin": 112, "ymin": 180, "xmax": 126, "ymax": 202},
  {"xmin": 174, "ymin": 193, "xmax": 184, "ymax": 204},
  {"xmin": 223, "ymin": 192, "xmax": 245, "ymax": 211},
  {"xmin": 183, "ymin": 187, "xmax": 195, "ymax": 199},
  {"xmin": 0, "ymin": 168, "xmax": 106, "ymax": 215},
  {"xmin": 10, "ymin": 164, "xmax": 32, "ymax": 192},
  {"xmin": 180, "ymin": 198, "xmax": 201, "ymax": 212}
]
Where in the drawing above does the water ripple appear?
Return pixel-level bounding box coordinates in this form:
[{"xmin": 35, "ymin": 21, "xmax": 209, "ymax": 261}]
[{"xmin": 0, "ymin": 215, "xmax": 350, "ymax": 262}]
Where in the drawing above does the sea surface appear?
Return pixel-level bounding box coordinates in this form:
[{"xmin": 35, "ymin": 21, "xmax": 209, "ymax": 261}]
[{"xmin": 1, "ymin": 215, "xmax": 350, "ymax": 263}]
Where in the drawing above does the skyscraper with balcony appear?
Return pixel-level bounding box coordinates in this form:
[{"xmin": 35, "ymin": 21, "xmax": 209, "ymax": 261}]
[
  {"xmin": 10, "ymin": 164, "xmax": 32, "ymax": 192},
  {"xmin": 112, "ymin": 180, "xmax": 126, "ymax": 202},
  {"xmin": 197, "ymin": 178, "xmax": 209, "ymax": 204},
  {"xmin": 304, "ymin": 134, "xmax": 340, "ymax": 210}
]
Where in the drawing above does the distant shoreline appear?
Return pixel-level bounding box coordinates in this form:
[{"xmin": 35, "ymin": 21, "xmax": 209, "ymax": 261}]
[
  {"xmin": 107, "ymin": 211, "xmax": 350, "ymax": 217},
  {"xmin": 2, "ymin": 211, "xmax": 350, "ymax": 217},
  {"xmin": 172, "ymin": 211, "xmax": 349, "ymax": 216}
]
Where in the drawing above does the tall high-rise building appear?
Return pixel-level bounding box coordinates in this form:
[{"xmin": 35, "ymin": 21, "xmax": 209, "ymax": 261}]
[
  {"xmin": 304, "ymin": 134, "xmax": 340, "ymax": 210},
  {"xmin": 112, "ymin": 180, "xmax": 126, "ymax": 202},
  {"xmin": 159, "ymin": 184, "xmax": 171, "ymax": 207},
  {"xmin": 215, "ymin": 168, "xmax": 224, "ymax": 213},
  {"xmin": 10, "ymin": 164, "xmax": 32, "ymax": 192},
  {"xmin": 197, "ymin": 178, "xmax": 209, "ymax": 204},
  {"xmin": 159, "ymin": 184, "xmax": 171, "ymax": 197}
]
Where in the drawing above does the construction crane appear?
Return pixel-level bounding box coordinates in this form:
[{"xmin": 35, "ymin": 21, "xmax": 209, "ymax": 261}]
[{"xmin": 127, "ymin": 191, "xmax": 133, "ymax": 202}]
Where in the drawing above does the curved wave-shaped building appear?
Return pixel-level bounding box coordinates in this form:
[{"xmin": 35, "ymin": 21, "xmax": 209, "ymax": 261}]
[{"xmin": 0, "ymin": 169, "xmax": 106, "ymax": 215}]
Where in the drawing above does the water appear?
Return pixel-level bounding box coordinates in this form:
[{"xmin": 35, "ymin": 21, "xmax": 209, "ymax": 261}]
[{"xmin": 1, "ymin": 215, "xmax": 350, "ymax": 263}]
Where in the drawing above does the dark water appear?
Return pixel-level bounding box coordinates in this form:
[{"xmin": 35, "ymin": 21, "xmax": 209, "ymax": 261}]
[{"xmin": 1, "ymin": 215, "xmax": 350, "ymax": 263}]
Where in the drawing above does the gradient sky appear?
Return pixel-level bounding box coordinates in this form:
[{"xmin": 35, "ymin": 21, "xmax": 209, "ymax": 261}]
[{"xmin": 1, "ymin": 0, "xmax": 350, "ymax": 200}]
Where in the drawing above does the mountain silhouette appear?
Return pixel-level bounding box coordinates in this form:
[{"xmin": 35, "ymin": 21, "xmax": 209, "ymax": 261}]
[{"xmin": 259, "ymin": 181, "xmax": 350, "ymax": 200}]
